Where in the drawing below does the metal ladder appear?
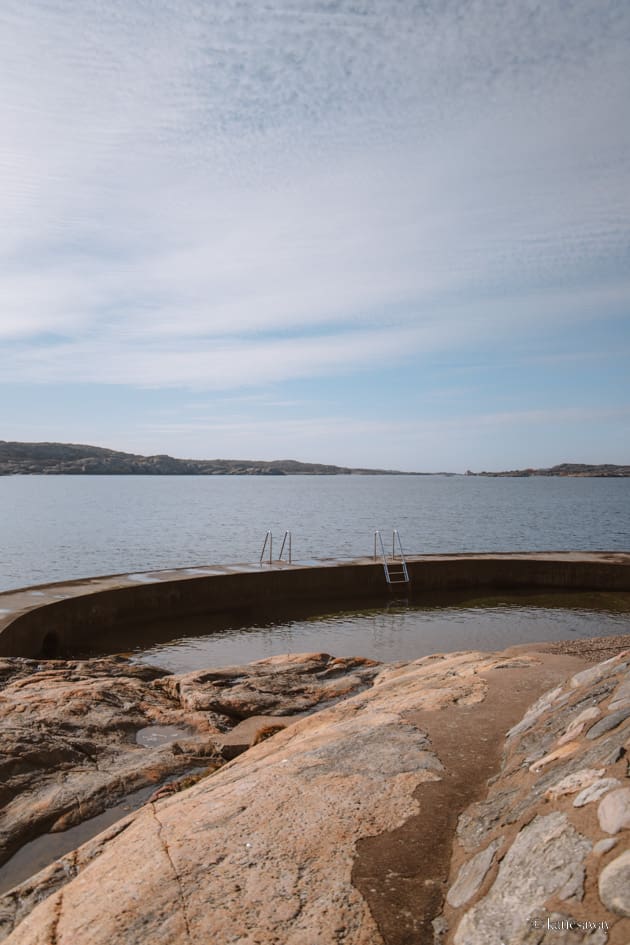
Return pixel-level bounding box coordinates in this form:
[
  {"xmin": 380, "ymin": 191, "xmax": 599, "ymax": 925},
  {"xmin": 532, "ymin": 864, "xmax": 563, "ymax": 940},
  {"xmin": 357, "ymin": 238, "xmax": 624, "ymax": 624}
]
[
  {"xmin": 259, "ymin": 530, "xmax": 292, "ymax": 566},
  {"xmin": 374, "ymin": 530, "xmax": 410, "ymax": 587}
]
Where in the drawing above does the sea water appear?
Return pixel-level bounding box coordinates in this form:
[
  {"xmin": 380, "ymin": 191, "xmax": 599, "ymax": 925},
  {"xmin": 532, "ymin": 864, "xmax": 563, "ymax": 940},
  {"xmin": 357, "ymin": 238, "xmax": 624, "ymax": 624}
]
[{"xmin": 1, "ymin": 474, "xmax": 628, "ymax": 592}]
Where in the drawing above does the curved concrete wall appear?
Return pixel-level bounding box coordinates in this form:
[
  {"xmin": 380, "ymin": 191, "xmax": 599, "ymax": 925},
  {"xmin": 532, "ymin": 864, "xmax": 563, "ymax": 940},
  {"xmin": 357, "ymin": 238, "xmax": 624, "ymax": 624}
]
[{"xmin": 0, "ymin": 552, "xmax": 629, "ymax": 658}]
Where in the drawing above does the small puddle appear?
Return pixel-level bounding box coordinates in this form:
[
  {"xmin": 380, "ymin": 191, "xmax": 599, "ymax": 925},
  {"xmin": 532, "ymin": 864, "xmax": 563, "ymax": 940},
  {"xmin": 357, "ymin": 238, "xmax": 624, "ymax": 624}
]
[
  {"xmin": 0, "ymin": 765, "xmax": 209, "ymax": 897},
  {"xmin": 135, "ymin": 724, "xmax": 190, "ymax": 747},
  {"xmin": 0, "ymin": 784, "xmax": 156, "ymax": 896}
]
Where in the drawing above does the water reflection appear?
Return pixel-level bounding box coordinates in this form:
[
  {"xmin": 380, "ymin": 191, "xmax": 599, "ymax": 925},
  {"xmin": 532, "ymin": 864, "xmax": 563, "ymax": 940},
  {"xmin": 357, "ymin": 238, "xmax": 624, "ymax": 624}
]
[{"xmin": 102, "ymin": 589, "xmax": 630, "ymax": 674}]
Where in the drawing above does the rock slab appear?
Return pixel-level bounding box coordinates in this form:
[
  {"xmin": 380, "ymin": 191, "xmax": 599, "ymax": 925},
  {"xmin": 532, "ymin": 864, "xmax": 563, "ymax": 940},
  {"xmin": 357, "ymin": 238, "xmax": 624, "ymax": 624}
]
[
  {"xmin": 441, "ymin": 648, "xmax": 630, "ymax": 945},
  {"xmin": 0, "ymin": 649, "xmax": 550, "ymax": 945}
]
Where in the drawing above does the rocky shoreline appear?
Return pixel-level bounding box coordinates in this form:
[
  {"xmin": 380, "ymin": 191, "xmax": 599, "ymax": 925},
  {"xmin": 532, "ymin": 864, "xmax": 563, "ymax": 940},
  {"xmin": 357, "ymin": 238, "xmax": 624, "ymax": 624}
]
[
  {"xmin": 0, "ymin": 441, "xmax": 415, "ymax": 477},
  {"xmin": 0, "ymin": 653, "xmax": 380, "ymax": 877},
  {"xmin": 0, "ymin": 638, "xmax": 628, "ymax": 943},
  {"xmin": 467, "ymin": 464, "xmax": 630, "ymax": 478}
]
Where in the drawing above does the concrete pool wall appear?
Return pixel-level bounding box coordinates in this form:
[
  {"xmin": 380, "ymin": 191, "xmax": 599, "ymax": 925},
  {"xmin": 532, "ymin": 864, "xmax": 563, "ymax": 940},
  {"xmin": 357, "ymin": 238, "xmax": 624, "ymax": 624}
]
[{"xmin": 1, "ymin": 551, "xmax": 629, "ymax": 658}]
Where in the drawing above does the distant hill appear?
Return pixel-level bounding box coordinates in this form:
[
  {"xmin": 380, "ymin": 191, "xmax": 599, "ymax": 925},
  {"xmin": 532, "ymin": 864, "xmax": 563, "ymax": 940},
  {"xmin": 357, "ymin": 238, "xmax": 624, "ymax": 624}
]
[
  {"xmin": 2, "ymin": 445, "xmax": 625, "ymax": 478},
  {"xmin": 0, "ymin": 441, "xmax": 430, "ymax": 476},
  {"xmin": 467, "ymin": 463, "xmax": 630, "ymax": 478}
]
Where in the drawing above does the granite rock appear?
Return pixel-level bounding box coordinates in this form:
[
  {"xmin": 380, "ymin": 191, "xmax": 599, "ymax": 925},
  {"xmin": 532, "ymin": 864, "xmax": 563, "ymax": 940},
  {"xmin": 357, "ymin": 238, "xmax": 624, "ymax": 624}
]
[
  {"xmin": 2, "ymin": 646, "xmax": 629, "ymax": 944},
  {"xmin": 441, "ymin": 649, "xmax": 630, "ymax": 945},
  {"xmin": 456, "ymin": 789, "xmax": 519, "ymax": 853},
  {"xmin": 597, "ymin": 787, "xmax": 630, "ymax": 834},
  {"xmin": 0, "ymin": 653, "xmax": 377, "ymax": 870},
  {"xmin": 452, "ymin": 813, "xmax": 592, "ymax": 944},
  {"xmin": 572, "ymin": 777, "xmax": 621, "ymax": 808},
  {"xmin": 592, "ymin": 837, "xmax": 618, "ymax": 857},
  {"xmin": 529, "ymin": 742, "xmax": 580, "ymax": 773},
  {"xmin": 507, "ymin": 686, "xmax": 565, "ymax": 740},
  {"xmin": 569, "ymin": 659, "xmax": 627, "ymax": 690},
  {"xmin": 609, "ymin": 676, "xmax": 630, "ymax": 708},
  {"xmin": 544, "ymin": 768, "xmax": 605, "ymax": 801},
  {"xmin": 556, "ymin": 706, "xmax": 601, "ymax": 745},
  {"xmin": 158, "ymin": 652, "xmax": 381, "ymax": 718},
  {"xmin": 585, "ymin": 705, "xmax": 630, "ymax": 740},
  {"xmin": 597, "ymin": 849, "xmax": 630, "ymax": 917},
  {"xmin": 0, "ymin": 649, "xmax": 553, "ymax": 944},
  {"xmin": 0, "ymin": 653, "xmax": 460, "ymax": 944},
  {"xmin": 446, "ymin": 838, "xmax": 502, "ymax": 908}
]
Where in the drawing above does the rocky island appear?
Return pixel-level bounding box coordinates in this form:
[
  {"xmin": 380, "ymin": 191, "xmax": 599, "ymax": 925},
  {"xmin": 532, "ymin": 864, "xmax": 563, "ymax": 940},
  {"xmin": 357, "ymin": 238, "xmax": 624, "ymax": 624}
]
[
  {"xmin": 467, "ymin": 464, "xmax": 630, "ymax": 478},
  {"xmin": 2, "ymin": 442, "xmax": 627, "ymax": 478},
  {"xmin": 0, "ymin": 441, "xmax": 427, "ymax": 477},
  {"xmin": 0, "ymin": 640, "xmax": 629, "ymax": 944}
]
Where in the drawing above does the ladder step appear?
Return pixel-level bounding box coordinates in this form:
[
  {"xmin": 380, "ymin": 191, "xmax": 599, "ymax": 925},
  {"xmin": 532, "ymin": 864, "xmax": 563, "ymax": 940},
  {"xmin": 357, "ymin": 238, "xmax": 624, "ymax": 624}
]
[{"xmin": 376, "ymin": 529, "xmax": 410, "ymax": 586}]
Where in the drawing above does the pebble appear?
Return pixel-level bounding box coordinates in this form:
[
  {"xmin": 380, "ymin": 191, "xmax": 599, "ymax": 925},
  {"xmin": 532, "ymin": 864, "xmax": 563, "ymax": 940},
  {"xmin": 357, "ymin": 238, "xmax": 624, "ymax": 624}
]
[
  {"xmin": 437, "ymin": 652, "xmax": 630, "ymax": 945},
  {"xmin": 597, "ymin": 787, "xmax": 630, "ymax": 834},
  {"xmin": 446, "ymin": 838, "xmax": 502, "ymax": 908},
  {"xmin": 456, "ymin": 790, "xmax": 517, "ymax": 853},
  {"xmin": 452, "ymin": 813, "xmax": 592, "ymax": 945},
  {"xmin": 569, "ymin": 659, "xmax": 625, "ymax": 690},
  {"xmin": 592, "ymin": 837, "xmax": 617, "ymax": 857},
  {"xmin": 610, "ymin": 676, "xmax": 630, "ymax": 703},
  {"xmin": 529, "ymin": 742, "xmax": 579, "ymax": 774},
  {"xmin": 432, "ymin": 915, "xmax": 448, "ymax": 944},
  {"xmin": 556, "ymin": 706, "xmax": 600, "ymax": 745},
  {"xmin": 608, "ymin": 697, "xmax": 630, "ymax": 712},
  {"xmin": 585, "ymin": 705, "xmax": 630, "ymax": 740},
  {"xmin": 598, "ymin": 849, "xmax": 630, "ymax": 917},
  {"xmin": 599, "ymin": 743, "xmax": 624, "ymax": 766},
  {"xmin": 507, "ymin": 687, "xmax": 564, "ymax": 739},
  {"xmin": 544, "ymin": 768, "xmax": 604, "ymax": 800},
  {"xmin": 573, "ymin": 777, "xmax": 621, "ymax": 808}
]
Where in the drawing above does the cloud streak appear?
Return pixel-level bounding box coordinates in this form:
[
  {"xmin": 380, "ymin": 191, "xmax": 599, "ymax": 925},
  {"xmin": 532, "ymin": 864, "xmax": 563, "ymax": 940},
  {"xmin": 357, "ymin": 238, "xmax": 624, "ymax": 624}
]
[{"xmin": 0, "ymin": 1, "xmax": 629, "ymax": 466}]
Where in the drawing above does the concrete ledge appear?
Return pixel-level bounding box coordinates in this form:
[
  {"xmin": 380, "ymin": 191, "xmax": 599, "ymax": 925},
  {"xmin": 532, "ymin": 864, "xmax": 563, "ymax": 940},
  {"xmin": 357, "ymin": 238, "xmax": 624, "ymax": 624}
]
[{"xmin": 0, "ymin": 552, "xmax": 629, "ymax": 658}]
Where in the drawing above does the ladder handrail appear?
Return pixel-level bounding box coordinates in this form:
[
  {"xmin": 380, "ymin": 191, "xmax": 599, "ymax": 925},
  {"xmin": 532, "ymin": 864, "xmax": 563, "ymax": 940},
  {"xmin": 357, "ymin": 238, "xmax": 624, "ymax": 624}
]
[
  {"xmin": 260, "ymin": 530, "xmax": 292, "ymax": 566},
  {"xmin": 374, "ymin": 529, "xmax": 409, "ymax": 586},
  {"xmin": 259, "ymin": 530, "xmax": 272, "ymax": 566},
  {"xmin": 374, "ymin": 530, "xmax": 390, "ymax": 583},
  {"xmin": 392, "ymin": 529, "xmax": 409, "ymax": 582},
  {"xmin": 374, "ymin": 529, "xmax": 387, "ymax": 563},
  {"xmin": 278, "ymin": 530, "xmax": 292, "ymax": 564}
]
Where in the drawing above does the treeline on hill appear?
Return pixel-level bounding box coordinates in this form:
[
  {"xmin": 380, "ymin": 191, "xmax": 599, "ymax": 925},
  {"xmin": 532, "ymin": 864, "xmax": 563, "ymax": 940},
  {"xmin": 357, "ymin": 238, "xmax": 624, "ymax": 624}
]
[{"xmin": 0, "ymin": 441, "xmax": 406, "ymax": 476}]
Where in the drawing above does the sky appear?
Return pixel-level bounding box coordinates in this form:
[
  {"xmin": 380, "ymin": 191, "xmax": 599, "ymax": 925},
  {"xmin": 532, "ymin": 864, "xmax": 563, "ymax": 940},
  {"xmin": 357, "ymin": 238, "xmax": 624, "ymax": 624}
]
[{"xmin": 1, "ymin": 0, "xmax": 629, "ymax": 472}]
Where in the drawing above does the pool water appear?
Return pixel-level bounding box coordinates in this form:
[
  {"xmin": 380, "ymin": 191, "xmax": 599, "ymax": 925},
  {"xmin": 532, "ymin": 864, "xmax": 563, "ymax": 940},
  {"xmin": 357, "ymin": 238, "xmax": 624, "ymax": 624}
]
[{"xmin": 117, "ymin": 589, "xmax": 630, "ymax": 674}]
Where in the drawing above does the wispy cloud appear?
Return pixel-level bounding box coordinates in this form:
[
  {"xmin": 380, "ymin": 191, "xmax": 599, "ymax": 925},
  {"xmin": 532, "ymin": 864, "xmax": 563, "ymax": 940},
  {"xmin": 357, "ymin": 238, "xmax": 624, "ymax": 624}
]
[
  {"xmin": 1, "ymin": 1, "xmax": 629, "ymax": 466},
  {"xmin": 5, "ymin": 324, "xmax": 432, "ymax": 387},
  {"xmin": 1, "ymin": 1, "xmax": 629, "ymax": 382}
]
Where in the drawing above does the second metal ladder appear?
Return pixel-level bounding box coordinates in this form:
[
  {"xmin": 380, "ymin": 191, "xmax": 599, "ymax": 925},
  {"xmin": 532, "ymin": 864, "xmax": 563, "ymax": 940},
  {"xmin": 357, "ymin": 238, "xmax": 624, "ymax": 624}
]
[
  {"xmin": 259, "ymin": 530, "xmax": 292, "ymax": 566},
  {"xmin": 374, "ymin": 530, "xmax": 410, "ymax": 587}
]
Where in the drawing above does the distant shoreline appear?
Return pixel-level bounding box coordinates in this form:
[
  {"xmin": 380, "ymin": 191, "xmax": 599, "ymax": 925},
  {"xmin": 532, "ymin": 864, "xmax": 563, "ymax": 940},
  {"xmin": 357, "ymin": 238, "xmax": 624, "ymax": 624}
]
[
  {"xmin": 0, "ymin": 442, "xmax": 628, "ymax": 477},
  {"xmin": 467, "ymin": 462, "xmax": 630, "ymax": 478},
  {"xmin": 0, "ymin": 440, "xmax": 439, "ymax": 477}
]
